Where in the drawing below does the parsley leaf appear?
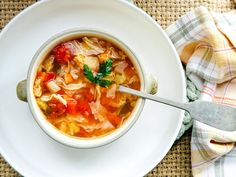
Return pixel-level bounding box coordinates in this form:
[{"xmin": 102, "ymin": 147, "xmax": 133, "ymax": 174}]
[
  {"xmin": 96, "ymin": 79, "xmax": 111, "ymax": 87},
  {"xmin": 83, "ymin": 64, "xmax": 95, "ymax": 82},
  {"xmin": 95, "ymin": 59, "xmax": 113, "ymax": 80},
  {"xmin": 83, "ymin": 59, "xmax": 113, "ymax": 87},
  {"xmin": 94, "ymin": 72, "xmax": 104, "ymax": 81},
  {"xmin": 99, "ymin": 59, "xmax": 113, "ymax": 76}
]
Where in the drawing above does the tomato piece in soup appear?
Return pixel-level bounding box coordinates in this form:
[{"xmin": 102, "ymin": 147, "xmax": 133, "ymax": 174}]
[
  {"xmin": 77, "ymin": 99, "xmax": 92, "ymax": 118},
  {"xmin": 76, "ymin": 87, "xmax": 95, "ymax": 102},
  {"xmin": 85, "ymin": 92, "xmax": 94, "ymax": 102},
  {"xmin": 107, "ymin": 114, "xmax": 122, "ymax": 127},
  {"xmin": 47, "ymin": 99, "xmax": 66, "ymax": 119},
  {"xmin": 100, "ymin": 93, "xmax": 112, "ymax": 106},
  {"xmin": 66, "ymin": 99, "xmax": 78, "ymax": 115},
  {"xmin": 36, "ymin": 72, "xmax": 55, "ymax": 81},
  {"xmin": 66, "ymin": 99, "xmax": 93, "ymax": 119},
  {"xmin": 75, "ymin": 127, "xmax": 91, "ymax": 138},
  {"xmin": 53, "ymin": 44, "xmax": 74, "ymax": 64},
  {"xmin": 44, "ymin": 72, "xmax": 56, "ymax": 82}
]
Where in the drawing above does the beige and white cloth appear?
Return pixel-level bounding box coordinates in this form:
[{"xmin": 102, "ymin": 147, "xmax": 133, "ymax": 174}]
[{"xmin": 166, "ymin": 6, "xmax": 236, "ymax": 177}]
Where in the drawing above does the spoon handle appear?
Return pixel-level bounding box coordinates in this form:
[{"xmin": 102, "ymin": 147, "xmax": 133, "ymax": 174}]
[
  {"xmin": 119, "ymin": 87, "xmax": 236, "ymax": 131},
  {"xmin": 119, "ymin": 86, "xmax": 187, "ymax": 111}
]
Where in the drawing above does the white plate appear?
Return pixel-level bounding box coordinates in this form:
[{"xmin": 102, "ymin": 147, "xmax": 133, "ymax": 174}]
[{"xmin": 0, "ymin": 0, "xmax": 186, "ymax": 176}]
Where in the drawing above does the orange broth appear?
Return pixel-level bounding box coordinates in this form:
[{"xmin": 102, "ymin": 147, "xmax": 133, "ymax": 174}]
[{"xmin": 33, "ymin": 36, "xmax": 140, "ymax": 138}]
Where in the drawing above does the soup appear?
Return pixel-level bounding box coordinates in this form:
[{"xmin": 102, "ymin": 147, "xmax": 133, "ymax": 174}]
[{"xmin": 33, "ymin": 36, "xmax": 140, "ymax": 138}]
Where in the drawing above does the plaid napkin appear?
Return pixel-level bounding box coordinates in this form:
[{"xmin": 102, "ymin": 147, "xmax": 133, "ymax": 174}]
[{"xmin": 166, "ymin": 6, "xmax": 236, "ymax": 177}]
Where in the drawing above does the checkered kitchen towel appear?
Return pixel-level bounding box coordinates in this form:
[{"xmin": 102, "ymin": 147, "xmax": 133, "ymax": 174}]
[{"xmin": 166, "ymin": 6, "xmax": 236, "ymax": 177}]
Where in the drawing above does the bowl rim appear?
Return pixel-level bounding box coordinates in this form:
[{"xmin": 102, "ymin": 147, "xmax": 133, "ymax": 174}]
[{"xmin": 26, "ymin": 27, "xmax": 147, "ymax": 148}]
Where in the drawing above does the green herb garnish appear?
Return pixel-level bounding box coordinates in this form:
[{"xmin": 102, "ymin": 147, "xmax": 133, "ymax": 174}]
[
  {"xmin": 97, "ymin": 59, "xmax": 112, "ymax": 78},
  {"xmin": 83, "ymin": 64, "xmax": 95, "ymax": 83},
  {"xmin": 83, "ymin": 59, "xmax": 113, "ymax": 87},
  {"xmin": 96, "ymin": 79, "xmax": 111, "ymax": 87}
]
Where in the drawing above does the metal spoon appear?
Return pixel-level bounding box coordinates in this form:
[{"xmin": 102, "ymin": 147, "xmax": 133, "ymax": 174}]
[{"xmin": 119, "ymin": 86, "xmax": 236, "ymax": 131}]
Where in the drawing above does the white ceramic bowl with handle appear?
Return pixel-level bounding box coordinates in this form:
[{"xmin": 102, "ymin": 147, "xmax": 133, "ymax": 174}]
[{"xmin": 16, "ymin": 28, "xmax": 157, "ymax": 148}]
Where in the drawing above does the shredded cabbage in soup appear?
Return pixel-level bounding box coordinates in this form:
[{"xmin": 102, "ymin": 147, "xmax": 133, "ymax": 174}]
[{"xmin": 33, "ymin": 36, "xmax": 140, "ymax": 138}]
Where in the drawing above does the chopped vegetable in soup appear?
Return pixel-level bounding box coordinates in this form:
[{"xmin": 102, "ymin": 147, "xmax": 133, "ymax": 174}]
[{"xmin": 33, "ymin": 36, "xmax": 140, "ymax": 138}]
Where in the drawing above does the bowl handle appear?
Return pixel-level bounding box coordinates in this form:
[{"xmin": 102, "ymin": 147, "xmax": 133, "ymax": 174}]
[
  {"xmin": 16, "ymin": 80, "xmax": 27, "ymax": 102},
  {"xmin": 146, "ymin": 74, "xmax": 158, "ymax": 95}
]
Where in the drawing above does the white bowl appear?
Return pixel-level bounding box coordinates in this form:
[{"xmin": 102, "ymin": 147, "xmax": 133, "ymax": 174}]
[{"xmin": 17, "ymin": 28, "xmax": 156, "ymax": 148}]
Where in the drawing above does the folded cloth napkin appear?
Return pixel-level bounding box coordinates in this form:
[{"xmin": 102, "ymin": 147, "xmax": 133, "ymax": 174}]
[
  {"xmin": 177, "ymin": 75, "xmax": 200, "ymax": 139},
  {"xmin": 129, "ymin": 0, "xmax": 200, "ymax": 139},
  {"xmin": 166, "ymin": 6, "xmax": 236, "ymax": 177}
]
